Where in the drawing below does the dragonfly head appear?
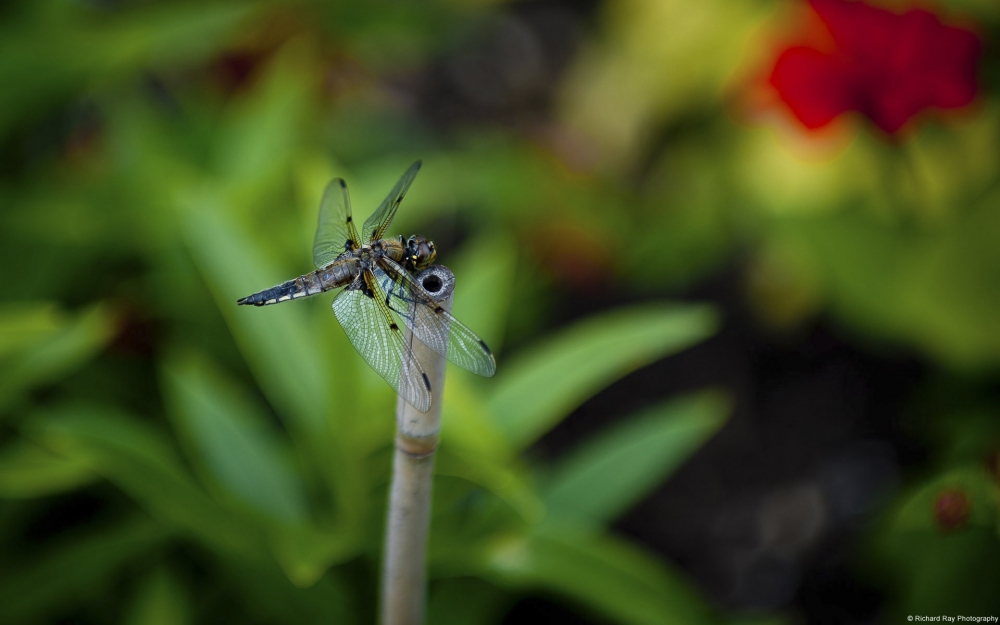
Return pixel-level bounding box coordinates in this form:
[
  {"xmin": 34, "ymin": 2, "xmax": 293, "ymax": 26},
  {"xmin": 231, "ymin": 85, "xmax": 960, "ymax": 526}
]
[{"xmin": 406, "ymin": 235, "xmax": 437, "ymax": 270}]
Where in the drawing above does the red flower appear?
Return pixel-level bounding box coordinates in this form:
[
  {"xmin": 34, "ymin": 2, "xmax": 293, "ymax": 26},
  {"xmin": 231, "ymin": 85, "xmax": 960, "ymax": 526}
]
[{"xmin": 769, "ymin": 0, "xmax": 981, "ymax": 134}]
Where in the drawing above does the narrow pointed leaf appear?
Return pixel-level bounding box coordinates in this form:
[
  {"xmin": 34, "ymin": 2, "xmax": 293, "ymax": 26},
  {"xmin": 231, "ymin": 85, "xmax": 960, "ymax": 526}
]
[
  {"xmin": 0, "ymin": 303, "xmax": 117, "ymax": 413},
  {"xmin": 449, "ymin": 231, "xmax": 518, "ymax": 355},
  {"xmin": 162, "ymin": 348, "xmax": 308, "ymax": 522},
  {"xmin": 217, "ymin": 42, "xmax": 317, "ymax": 183},
  {"xmin": 0, "ymin": 438, "xmax": 97, "ymax": 498},
  {"xmin": 486, "ymin": 525, "xmax": 718, "ymax": 625},
  {"xmin": 0, "ymin": 302, "xmax": 64, "ymax": 357},
  {"xmin": 486, "ymin": 303, "xmax": 718, "ymax": 448},
  {"xmin": 178, "ymin": 196, "xmax": 370, "ymax": 533},
  {"xmin": 24, "ymin": 405, "xmax": 266, "ymax": 557},
  {"xmin": 543, "ymin": 390, "xmax": 730, "ymax": 526},
  {"xmin": 178, "ymin": 199, "xmax": 331, "ymax": 431},
  {"xmin": 126, "ymin": 567, "xmax": 191, "ymax": 625},
  {"xmin": 438, "ymin": 380, "xmax": 544, "ymax": 522},
  {"xmin": 890, "ymin": 468, "xmax": 999, "ymax": 533}
]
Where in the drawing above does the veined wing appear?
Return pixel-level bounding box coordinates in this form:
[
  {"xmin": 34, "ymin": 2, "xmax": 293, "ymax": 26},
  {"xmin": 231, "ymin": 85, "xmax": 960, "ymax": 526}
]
[
  {"xmin": 374, "ymin": 258, "xmax": 497, "ymax": 378},
  {"xmin": 314, "ymin": 178, "xmax": 362, "ymax": 269},
  {"xmin": 361, "ymin": 161, "xmax": 422, "ymax": 244},
  {"xmin": 332, "ymin": 272, "xmax": 432, "ymax": 412}
]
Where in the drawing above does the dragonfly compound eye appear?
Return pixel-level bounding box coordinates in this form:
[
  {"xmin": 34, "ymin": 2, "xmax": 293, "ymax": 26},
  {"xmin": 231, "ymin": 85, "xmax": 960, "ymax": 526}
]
[{"xmin": 406, "ymin": 235, "xmax": 437, "ymax": 269}]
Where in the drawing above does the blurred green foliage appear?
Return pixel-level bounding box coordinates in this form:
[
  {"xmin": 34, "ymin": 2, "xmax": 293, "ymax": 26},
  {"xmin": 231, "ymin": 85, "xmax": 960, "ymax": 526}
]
[{"xmin": 1, "ymin": 0, "xmax": 1000, "ymax": 622}]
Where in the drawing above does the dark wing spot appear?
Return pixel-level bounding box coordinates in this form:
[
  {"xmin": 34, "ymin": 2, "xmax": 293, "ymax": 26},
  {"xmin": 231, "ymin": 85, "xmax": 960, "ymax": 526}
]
[
  {"xmin": 434, "ymin": 306, "xmax": 444, "ymax": 315},
  {"xmin": 478, "ymin": 339, "xmax": 493, "ymax": 356},
  {"xmin": 338, "ymin": 179, "xmax": 346, "ymax": 188},
  {"xmin": 390, "ymin": 323, "xmax": 399, "ymax": 331},
  {"xmin": 346, "ymin": 216, "xmax": 352, "ymax": 222},
  {"xmin": 422, "ymin": 373, "xmax": 431, "ymax": 391}
]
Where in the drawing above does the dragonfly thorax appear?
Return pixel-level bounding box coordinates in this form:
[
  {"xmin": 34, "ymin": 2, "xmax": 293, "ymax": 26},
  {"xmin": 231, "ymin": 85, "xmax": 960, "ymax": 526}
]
[{"xmin": 363, "ymin": 235, "xmax": 435, "ymax": 271}]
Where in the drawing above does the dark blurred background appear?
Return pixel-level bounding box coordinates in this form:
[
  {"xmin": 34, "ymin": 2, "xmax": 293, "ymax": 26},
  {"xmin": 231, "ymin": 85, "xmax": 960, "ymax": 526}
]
[{"xmin": 2, "ymin": 0, "xmax": 999, "ymax": 624}]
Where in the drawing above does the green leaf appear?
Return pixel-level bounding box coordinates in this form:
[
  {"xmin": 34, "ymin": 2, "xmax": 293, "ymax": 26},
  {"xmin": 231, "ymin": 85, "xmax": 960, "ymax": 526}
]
[
  {"xmin": 0, "ymin": 3, "xmax": 254, "ymax": 140},
  {"xmin": 0, "ymin": 517, "xmax": 167, "ymax": 624},
  {"xmin": 0, "ymin": 301, "xmax": 64, "ymax": 357},
  {"xmin": 438, "ymin": 379, "xmax": 544, "ymax": 523},
  {"xmin": 486, "ymin": 303, "xmax": 718, "ymax": 448},
  {"xmin": 542, "ymin": 390, "xmax": 730, "ymax": 526},
  {"xmin": 178, "ymin": 193, "xmax": 372, "ymax": 540},
  {"xmin": 216, "ymin": 41, "xmax": 318, "ymax": 184},
  {"xmin": 161, "ymin": 348, "xmax": 308, "ymax": 522},
  {"xmin": 890, "ymin": 467, "xmax": 998, "ymax": 533},
  {"xmin": 178, "ymin": 200, "xmax": 332, "ymax": 432},
  {"xmin": 874, "ymin": 467, "xmax": 1000, "ymax": 617},
  {"xmin": 434, "ymin": 447, "xmax": 543, "ymax": 529},
  {"xmin": 781, "ymin": 192, "xmax": 1000, "ymax": 368},
  {"xmin": 126, "ymin": 567, "xmax": 191, "ymax": 625},
  {"xmin": 0, "ymin": 438, "xmax": 97, "ymax": 498},
  {"xmin": 485, "ymin": 525, "xmax": 719, "ymax": 625},
  {"xmin": 0, "ymin": 303, "xmax": 117, "ymax": 413},
  {"xmin": 24, "ymin": 405, "xmax": 267, "ymax": 557},
  {"xmin": 449, "ymin": 231, "xmax": 518, "ymax": 356}
]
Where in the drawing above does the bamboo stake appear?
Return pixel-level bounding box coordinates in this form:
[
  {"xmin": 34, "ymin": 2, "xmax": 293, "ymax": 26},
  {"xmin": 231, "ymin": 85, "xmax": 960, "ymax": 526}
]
[{"xmin": 380, "ymin": 264, "xmax": 455, "ymax": 625}]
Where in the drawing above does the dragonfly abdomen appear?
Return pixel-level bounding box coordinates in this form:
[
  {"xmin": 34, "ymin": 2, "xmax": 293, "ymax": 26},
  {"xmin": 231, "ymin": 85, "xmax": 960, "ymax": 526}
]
[{"xmin": 237, "ymin": 260, "xmax": 358, "ymax": 307}]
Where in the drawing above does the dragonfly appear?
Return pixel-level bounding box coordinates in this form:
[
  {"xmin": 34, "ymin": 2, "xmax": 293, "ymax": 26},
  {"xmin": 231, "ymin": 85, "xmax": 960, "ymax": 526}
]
[{"xmin": 237, "ymin": 161, "xmax": 496, "ymax": 412}]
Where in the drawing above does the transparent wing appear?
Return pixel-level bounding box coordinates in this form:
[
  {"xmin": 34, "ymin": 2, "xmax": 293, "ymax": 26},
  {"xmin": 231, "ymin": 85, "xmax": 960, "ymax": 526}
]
[
  {"xmin": 332, "ymin": 272, "xmax": 432, "ymax": 412},
  {"xmin": 361, "ymin": 161, "xmax": 422, "ymax": 244},
  {"xmin": 314, "ymin": 178, "xmax": 362, "ymax": 269},
  {"xmin": 374, "ymin": 259, "xmax": 497, "ymax": 377}
]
